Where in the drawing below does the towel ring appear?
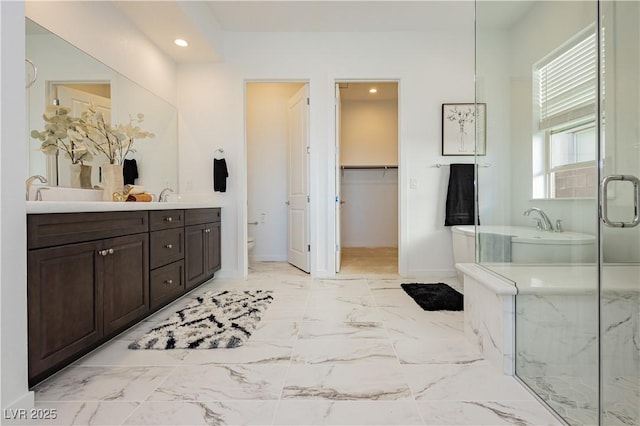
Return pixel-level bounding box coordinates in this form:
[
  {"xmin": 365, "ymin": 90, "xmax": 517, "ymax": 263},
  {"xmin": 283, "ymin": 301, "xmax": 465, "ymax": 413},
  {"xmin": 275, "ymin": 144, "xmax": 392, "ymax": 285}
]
[{"xmin": 25, "ymin": 58, "xmax": 37, "ymax": 89}]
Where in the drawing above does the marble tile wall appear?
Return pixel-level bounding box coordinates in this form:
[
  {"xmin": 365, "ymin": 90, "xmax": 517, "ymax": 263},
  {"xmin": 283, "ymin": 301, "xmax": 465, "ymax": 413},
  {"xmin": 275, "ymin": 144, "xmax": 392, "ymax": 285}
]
[
  {"xmin": 515, "ymin": 289, "xmax": 638, "ymax": 425},
  {"xmin": 463, "ymin": 274, "xmax": 515, "ymax": 375}
]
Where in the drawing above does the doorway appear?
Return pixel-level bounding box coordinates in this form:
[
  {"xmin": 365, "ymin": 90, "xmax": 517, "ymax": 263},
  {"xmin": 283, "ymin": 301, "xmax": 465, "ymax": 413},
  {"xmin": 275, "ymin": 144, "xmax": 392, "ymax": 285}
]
[
  {"xmin": 335, "ymin": 81, "xmax": 399, "ymax": 275},
  {"xmin": 47, "ymin": 82, "xmax": 111, "ymax": 187},
  {"xmin": 245, "ymin": 82, "xmax": 309, "ymax": 273}
]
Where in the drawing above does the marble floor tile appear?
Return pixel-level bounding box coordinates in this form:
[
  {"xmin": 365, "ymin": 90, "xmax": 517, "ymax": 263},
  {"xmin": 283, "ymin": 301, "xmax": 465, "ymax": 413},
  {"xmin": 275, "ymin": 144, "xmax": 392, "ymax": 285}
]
[
  {"xmin": 122, "ymin": 400, "xmax": 279, "ymax": 425},
  {"xmin": 290, "ymin": 339, "xmax": 397, "ymax": 365},
  {"xmin": 180, "ymin": 340, "xmax": 293, "ymax": 364},
  {"xmin": 371, "ymin": 288, "xmax": 422, "ymax": 308},
  {"xmin": 385, "ymin": 317, "xmax": 464, "ymax": 340},
  {"xmin": 34, "ymin": 366, "xmax": 173, "ymax": 402},
  {"xmin": 402, "ymin": 361, "xmax": 535, "ymax": 401},
  {"xmin": 310, "ymin": 279, "xmax": 371, "ymax": 295},
  {"xmin": 250, "ymin": 320, "xmax": 300, "ymax": 341},
  {"xmin": 393, "ymin": 337, "xmax": 483, "ymax": 365},
  {"xmin": 273, "ymin": 400, "xmax": 423, "ymax": 425},
  {"xmin": 147, "ymin": 364, "xmax": 288, "ymax": 401},
  {"xmin": 282, "ymin": 364, "xmax": 412, "ymax": 400},
  {"xmin": 2, "ymin": 402, "xmax": 139, "ymax": 426},
  {"xmin": 74, "ymin": 338, "xmax": 191, "ymax": 367},
  {"xmin": 303, "ymin": 305, "xmax": 382, "ymax": 323},
  {"xmin": 306, "ymin": 295, "xmax": 376, "ymax": 310},
  {"xmin": 367, "ymin": 278, "xmax": 408, "ymax": 289},
  {"xmin": 297, "ymin": 321, "xmax": 388, "ymax": 340},
  {"xmin": 25, "ymin": 263, "xmax": 562, "ymax": 426},
  {"xmin": 417, "ymin": 400, "xmax": 563, "ymax": 425},
  {"xmin": 378, "ymin": 305, "xmax": 446, "ymax": 323}
]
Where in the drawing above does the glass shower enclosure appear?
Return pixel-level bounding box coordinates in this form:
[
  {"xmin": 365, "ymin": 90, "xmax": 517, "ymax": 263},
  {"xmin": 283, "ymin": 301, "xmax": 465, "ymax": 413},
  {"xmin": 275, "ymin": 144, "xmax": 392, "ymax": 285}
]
[{"xmin": 475, "ymin": 1, "xmax": 638, "ymax": 425}]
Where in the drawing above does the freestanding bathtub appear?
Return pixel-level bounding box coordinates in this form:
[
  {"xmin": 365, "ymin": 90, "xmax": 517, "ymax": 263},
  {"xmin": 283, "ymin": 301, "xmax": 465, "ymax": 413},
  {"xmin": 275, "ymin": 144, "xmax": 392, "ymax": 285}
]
[{"xmin": 452, "ymin": 225, "xmax": 596, "ymax": 265}]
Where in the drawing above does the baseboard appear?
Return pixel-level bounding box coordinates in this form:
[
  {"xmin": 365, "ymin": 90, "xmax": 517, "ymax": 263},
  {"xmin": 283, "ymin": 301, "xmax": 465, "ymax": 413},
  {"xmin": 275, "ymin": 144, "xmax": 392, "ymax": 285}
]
[
  {"xmin": 405, "ymin": 268, "xmax": 457, "ymax": 278},
  {"xmin": 4, "ymin": 390, "xmax": 34, "ymax": 412}
]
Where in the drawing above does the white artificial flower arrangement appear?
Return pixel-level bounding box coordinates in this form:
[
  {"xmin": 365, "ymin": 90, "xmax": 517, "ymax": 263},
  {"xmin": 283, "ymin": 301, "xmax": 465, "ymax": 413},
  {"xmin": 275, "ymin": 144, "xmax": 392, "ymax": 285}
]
[
  {"xmin": 77, "ymin": 105, "xmax": 155, "ymax": 165},
  {"xmin": 30, "ymin": 105, "xmax": 93, "ymax": 164}
]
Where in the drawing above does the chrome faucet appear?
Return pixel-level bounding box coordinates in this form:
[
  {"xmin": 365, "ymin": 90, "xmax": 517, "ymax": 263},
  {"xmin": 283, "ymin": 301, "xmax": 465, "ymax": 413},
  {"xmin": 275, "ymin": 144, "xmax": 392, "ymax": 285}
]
[
  {"xmin": 523, "ymin": 207, "xmax": 554, "ymax": 231},
  {"xmin": 25, "ymin": 175, "xmax": 48, "ymax": 201},
  {"xmin": 158, "ymin": 188, "xmax": 174, "ymax": 202}
]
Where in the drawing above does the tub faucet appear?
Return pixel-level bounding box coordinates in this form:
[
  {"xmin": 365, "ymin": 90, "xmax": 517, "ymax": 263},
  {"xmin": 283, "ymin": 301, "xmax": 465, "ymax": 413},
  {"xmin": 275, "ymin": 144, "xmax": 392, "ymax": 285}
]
[
  {"xmin": 523, "ymin": 207, "xmax": 553, "ymax": 232},
  {"xmin": 158, "ymin": 187, "xmax": 174, "ymax": 202},
  {"xmin": 25, "ymin": 175, "xmax": 48, "ymax": 201}
]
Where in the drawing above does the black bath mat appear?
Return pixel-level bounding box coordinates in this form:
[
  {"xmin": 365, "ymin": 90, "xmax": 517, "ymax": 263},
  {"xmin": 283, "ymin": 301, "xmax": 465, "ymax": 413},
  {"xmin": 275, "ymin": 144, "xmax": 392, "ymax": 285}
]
[{"xmin": 401, "ymin": 283, "xmax": 463, "ymax": 311}]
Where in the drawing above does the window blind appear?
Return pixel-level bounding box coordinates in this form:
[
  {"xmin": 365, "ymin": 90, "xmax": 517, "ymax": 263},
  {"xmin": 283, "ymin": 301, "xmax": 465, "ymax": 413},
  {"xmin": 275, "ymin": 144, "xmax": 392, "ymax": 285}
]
[{"xmin": 537, "ymin": 32, "xmax": 597, "ymax": 130}]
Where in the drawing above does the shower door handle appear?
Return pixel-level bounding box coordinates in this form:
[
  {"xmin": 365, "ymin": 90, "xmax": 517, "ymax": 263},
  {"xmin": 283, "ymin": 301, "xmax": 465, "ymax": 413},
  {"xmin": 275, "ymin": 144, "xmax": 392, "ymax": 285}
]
[{"xmin": 600, "ymin": 174, "xmax": 640, "ymax": 228}]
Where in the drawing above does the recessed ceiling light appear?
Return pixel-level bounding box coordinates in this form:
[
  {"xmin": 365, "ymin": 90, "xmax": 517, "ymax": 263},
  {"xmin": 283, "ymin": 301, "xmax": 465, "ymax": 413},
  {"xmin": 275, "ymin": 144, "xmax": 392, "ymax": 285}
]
[
  {"xmin": 174, "ymin": 39, "xmax": 189, "ymax": 47},
  {"xmin": 369, "ymin": 88, "xmax": 377, "ymax": 94}
]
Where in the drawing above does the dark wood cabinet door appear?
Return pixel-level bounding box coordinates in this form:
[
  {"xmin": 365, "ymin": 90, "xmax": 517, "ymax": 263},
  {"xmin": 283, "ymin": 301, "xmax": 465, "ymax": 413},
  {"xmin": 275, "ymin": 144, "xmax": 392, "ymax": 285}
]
[
  {"xmin": 28, "ymin": 240, "xmax": 103, "ymax": 381},
  {"xmin": 102, "ymin": 233, "xmax": 149, "ymax": 335},
  {"xmin": 205, "ymin": 222, "xmax": 221, "ymax": 275},
  {"xmin": 185, "ymin": 224, "xmax": 206, "ymax": 289}
]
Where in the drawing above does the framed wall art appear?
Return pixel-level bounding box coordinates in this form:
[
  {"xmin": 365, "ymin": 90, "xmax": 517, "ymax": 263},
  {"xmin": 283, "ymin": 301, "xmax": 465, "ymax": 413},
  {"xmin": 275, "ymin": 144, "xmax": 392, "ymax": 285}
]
[{"xmin": 442, "ymin": 103, "xmax": 486, "ymax": 156}]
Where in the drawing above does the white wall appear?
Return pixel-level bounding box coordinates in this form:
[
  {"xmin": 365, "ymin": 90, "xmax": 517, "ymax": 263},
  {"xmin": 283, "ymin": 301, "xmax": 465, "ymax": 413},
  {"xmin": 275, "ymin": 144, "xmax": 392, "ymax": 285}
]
[
  {"xmin": 507, "ymin": 1, "xmax": 599, "ymax": 234},
  {"xmin": 341, "ymin": 99, "xmax": 398, "ymax": 166},
  {"xmin": 177, "ymin": 22, "xmax": 475, "ymax": 278},
  {"xmin": 341, "ymin": 169, "xmax": 398, "ymax": 247},
  {"xmin": 25, "ymin": 1, "xmax": 177, "ymax": 105},
  {"xmin": 1, "ymin": 0, "xmax": 33, "ymax": 411},
  {"xmin": 246, "ymin": 82, "xmax": 303, "ymax": 261},
  {"xmin": 475, "ymin": 28, "xmax": 512, "ymax": 227}
]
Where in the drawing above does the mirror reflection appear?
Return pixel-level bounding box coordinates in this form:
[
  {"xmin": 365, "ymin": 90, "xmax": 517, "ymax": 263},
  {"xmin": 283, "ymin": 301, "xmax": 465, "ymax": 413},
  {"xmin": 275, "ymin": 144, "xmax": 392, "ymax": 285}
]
[{"xmin": 26, "ymin": 18, "xmax": 178, "ymax": 197}]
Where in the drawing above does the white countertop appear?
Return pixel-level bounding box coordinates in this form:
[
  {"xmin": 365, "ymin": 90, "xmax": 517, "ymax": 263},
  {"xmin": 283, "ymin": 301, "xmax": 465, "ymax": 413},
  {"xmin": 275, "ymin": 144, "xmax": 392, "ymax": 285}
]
[{"xmin": 26, "ymin": 201, "xmax": 221, "ymax": 214}]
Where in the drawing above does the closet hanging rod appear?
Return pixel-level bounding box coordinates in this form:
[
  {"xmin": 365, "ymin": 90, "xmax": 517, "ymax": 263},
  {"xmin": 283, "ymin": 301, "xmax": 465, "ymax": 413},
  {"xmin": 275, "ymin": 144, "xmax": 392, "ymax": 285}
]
[
  {"xmin": 434, "ymin": 163, "xmax": 491, "ymax": 168},
  {"xmin": 340, "ymin": 165, "xmax": 398, "ymax": 170}
]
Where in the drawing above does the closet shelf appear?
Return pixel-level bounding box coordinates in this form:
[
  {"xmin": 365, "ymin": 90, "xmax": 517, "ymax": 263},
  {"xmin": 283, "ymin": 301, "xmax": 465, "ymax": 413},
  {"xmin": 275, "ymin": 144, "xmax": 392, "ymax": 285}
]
[{"xmin": 340, "ymin": 165, "xmax": 398, "ymax": 170}]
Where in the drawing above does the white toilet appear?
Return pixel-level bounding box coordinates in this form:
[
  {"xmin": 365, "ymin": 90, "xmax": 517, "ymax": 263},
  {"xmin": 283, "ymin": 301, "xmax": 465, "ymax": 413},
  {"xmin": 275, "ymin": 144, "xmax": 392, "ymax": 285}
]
[{"xmin": 247, "ymin": 236, "xmax": 255, "ymax": 253}]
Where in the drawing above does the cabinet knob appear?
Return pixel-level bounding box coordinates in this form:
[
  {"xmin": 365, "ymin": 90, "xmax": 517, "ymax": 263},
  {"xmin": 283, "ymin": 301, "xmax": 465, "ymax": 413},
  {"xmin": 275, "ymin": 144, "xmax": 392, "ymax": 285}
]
[
  {"xmin": 165, "ymin": 217, "xmax": 173, "ymax": 222},
  {"xmin": 98, "ymin": 250, "xmax": 108, "ymax": 256},
  {"xmin": 165, "ymin": 244, "xmax": 173, "ymax": 249},
  {"xmin": 165, "ymin": 279, "xmax": 173, "ymax": 285},
  {"xmin": 108, "ymin": 248, "xmax": 114, "ymax": 255},
  {"xmin": 204, "ymin": 229, "xmax": 211, "ymax": 233}
]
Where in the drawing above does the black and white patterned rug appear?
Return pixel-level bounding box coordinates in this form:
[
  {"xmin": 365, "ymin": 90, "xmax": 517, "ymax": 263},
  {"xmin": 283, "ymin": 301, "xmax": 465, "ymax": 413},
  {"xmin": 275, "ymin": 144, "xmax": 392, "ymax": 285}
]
[{"xmin": 128, "ymin": 290, "xmax": 274, "ymax": 350}]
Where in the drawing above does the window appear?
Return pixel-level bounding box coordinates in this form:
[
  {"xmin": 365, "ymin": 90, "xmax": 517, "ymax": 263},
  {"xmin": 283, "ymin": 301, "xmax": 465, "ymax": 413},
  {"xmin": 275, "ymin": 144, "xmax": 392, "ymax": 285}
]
[{"xmin": 533, "ymin": 29, "xmax": 597, "ymax": 198}]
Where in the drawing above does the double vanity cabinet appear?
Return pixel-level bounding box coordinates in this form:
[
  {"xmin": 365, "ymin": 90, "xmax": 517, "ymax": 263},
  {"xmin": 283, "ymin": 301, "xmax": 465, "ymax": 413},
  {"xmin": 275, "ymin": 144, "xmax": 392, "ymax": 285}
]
[{"xmin": 26, "ymin": 206, "xmax": 221, "ymax": 385}]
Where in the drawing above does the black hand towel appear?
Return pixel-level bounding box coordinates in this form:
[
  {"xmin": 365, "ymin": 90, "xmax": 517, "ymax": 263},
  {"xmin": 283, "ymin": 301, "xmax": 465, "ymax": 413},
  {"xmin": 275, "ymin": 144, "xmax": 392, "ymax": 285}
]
[
  {"xmin": 123, "ymin": 158, "xmax": 138, "ymax": 185},
  {"xmin": 445, "ymin": 163, "xmax": 476, "ymax": 226},
  {"xmin": 213, "ymin": 158, "xmax": 228, "ymax": 192}
]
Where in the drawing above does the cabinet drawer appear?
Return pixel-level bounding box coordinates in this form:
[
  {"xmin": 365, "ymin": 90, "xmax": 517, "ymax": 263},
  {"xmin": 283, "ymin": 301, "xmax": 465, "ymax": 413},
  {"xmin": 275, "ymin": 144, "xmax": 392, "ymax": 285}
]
[
  {"xmin": 150, "ymin": 260, "xmax": 185, "ymax": 310},
  {"xmin": 149, "ymin": 210, "xmax": 184, "ymax": 231},
  {"xmin": 28, "ymin": 211, "xmax": 148, "ymax": 249},
  {"xmin": 185, "ymin": 208, "xmax": 221, "ymax": 226},
  {"xmin": 150, "ymin": 228, "xmax": 184, "ymax": 269}
]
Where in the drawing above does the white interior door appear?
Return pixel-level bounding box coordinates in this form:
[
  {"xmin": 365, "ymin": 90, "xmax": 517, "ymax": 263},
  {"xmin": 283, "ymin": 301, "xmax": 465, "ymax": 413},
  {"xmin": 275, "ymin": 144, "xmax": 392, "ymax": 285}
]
[
  {"xmin": 55, "ymin": 85, "xmax": 111, "ymax": 187},
  {"xmin": 335, "ymin": 83, "xmax": 342, "ymax": 272},
  {"xmin": 287, "ymin": 84, "xmax": 310, "ymax": 272}
]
